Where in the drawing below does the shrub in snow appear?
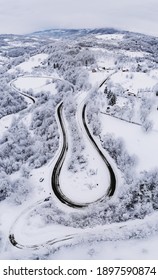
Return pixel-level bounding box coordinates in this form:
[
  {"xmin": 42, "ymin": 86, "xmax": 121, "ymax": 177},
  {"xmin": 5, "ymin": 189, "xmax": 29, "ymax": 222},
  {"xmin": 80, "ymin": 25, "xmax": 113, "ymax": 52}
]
[
  {"xmin": 87, "ymin": 170, "xmax": 158, "ymax": 224},
  {"xmin": 21, "ymin": 166, "xmax": 30, "ymax": 179},
  {"xmin": 6, "ymin": 178, "xmax": 31, "ymax": 205},
  {"xmin": 101, "ymin": 133, "xmax": 137, "ymax": 183},
  {"xmin": 44, "ymin": 41, "xmax": 92, "ymax": 91},
  {"xmin": 142, "ymin": 119, "xmax": 153, "ymax": 133},
  {"xmin": 0, "ymin": 120, "xmax": 34, "ymax": 174},
  {"xmin": 139, "ymin": 97, "xmax": 154, "ymax": 132},
  {"xmin": 0, "ymin": 77, "xmax": 27, "ymax": 119},
  {"xmin": 86, "ymin": 91, "xmax": 102, "ymax": 136},
  {"xmin": 64, "ymin": 96, "xmax": 87, "ymax": 172},
  {"xmin": 106, "ymin": 90, "xmax": 117, "ymax": 106},
  {"xmin": 0, "ymin": 173, "xmax": 31, "ymax": 204},
  {"xmin": 0, "ymin": 174, "xmax": 10, "ymax": 201},
  {"xmin": 116, "ymin": 169, "xmax": 158, "ymax": 221},
  {"xmin": 29, "ymin": 98, "xmax": 60, "ymax": 168}
]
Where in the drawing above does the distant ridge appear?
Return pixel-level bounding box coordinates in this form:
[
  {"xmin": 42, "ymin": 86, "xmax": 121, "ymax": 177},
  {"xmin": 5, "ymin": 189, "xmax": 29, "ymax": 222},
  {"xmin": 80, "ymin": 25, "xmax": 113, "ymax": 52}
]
[{"xmin": 31, "ymin": 28, "xmax": 123, "ymax": 38}]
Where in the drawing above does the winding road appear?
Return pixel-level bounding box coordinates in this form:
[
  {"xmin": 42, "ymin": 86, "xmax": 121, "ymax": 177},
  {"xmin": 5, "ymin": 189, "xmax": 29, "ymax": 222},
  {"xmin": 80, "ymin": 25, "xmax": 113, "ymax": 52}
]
[
  {"xmin": 52, "ymin": 102, "xmax": 89, "ymax": 208},
  {"xmin": 51, "ymin": 101, "xmax": 116, "ymax": 208},
  {"xmin": 8, "ymin": 72, "xmax": 117, "ymax": 251}
]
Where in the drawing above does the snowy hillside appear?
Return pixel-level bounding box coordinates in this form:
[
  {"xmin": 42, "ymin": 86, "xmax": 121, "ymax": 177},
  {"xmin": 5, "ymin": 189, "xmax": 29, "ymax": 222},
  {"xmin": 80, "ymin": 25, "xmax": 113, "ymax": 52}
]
[{"xmin": 0, "ymin": 29, "xmax": 158, "ymax": 260}]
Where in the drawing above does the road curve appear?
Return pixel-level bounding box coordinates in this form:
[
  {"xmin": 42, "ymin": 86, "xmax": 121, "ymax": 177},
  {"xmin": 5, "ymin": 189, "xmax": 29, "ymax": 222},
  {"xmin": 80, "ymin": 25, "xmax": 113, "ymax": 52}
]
[
  {"xmin": 51, "ymin": 102, "xmax": 90, "ymax": 208},
  {"xmin": 8, "ymin": 196, "xmax": 78, "ymax": 250},
  {"xmin": 9, "ymin": 232, "xmax": 77, "ymax": 250},
  {"xmin": 51, "ymin": 101, "xmax": 116, "ymax": 208},
  {"xmin": 10, "ymin": 79, "xmax": 36, "ymax": 104}
]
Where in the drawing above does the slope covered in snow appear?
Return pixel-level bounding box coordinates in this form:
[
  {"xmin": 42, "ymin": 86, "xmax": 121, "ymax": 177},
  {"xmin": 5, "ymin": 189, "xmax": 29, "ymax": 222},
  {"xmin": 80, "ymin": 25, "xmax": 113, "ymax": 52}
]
[{"xmin": 0, "ymin": 29, "xmax": 158, "ymax": 260}]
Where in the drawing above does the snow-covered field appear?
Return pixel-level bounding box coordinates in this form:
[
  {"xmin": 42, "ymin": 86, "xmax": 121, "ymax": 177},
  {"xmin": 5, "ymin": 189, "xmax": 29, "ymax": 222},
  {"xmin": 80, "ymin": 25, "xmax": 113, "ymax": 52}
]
[
  {"xmin": 110, "ymin": 72, "xmax": 157, "ymax": 94},
  {"xmin": 13, "ymin": 76, "xmax": 57, "ymax": 95},
  {"xmin": 17, "ymin": 53, "xmax": 48, "ymax": 72},
  {"xmin": 96, "ymin": 34, "xmax": 124, "ymax": 41},
  {"xmin": 100, "ymin": 113, "xmax": 158, "ymax": 172},
  {"xmin": 52, "ymin": 231, "xmax": 158, "ymax": 260}
]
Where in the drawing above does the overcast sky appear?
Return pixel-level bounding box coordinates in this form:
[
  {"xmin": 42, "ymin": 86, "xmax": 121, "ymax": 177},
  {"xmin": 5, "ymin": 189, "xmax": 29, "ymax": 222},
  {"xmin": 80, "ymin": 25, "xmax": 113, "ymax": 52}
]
[{"xmin": 0, "ymin": 0, "xmax": 158, "ymax": 36}]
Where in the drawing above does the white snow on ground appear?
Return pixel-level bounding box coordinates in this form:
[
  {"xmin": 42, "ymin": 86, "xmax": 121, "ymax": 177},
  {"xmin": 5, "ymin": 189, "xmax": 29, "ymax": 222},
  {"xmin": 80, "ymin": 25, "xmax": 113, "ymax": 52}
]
[
  {"xmin": 110, "ymin": 72, "xmax": 157, "ymax": 94},
  {"xmin": 149, "ymin": 69, "xmax": 158, "ymax": 79},
  {"xmin": 0, "ymin": 55, "xmax": 8, "ymax": 65},
  {"xmin": 48, "ymin": 211, "xmax": 158, "ymax": 260},
  {"xmin": 52, "ymin": 232, "xmax": 158, "ymax": 260},
  {"xmin": 13, "ymin": 76, "xmax": 57, "ymax": 95},
  {"xmin": 150, "ymin": 106, "xmax": 158, "ymax": 130},
  {"xmin": 0, "ymin": 55, "xmax": 7, "ymax": 61},
  {"xmin": 88, "ymin": 70, "xmax": 114, "ymax": 87},
  {"xmin": 0, "ymin": 159, "xmax": 58, "ymax": 257},
  {"xmin": 7, "ymin": 203, "xmax": 81, "ymax": 246},
  {"xmin": 3, "ymin": 202, "xmax": 158, "ymax": 260},
  {"xmin": 16, "ymin": 53, "xmax": 48, "ymax": 72},
  {"xmin": 88, "ymin": 72, "xmax": 108, "ymax": 87},
  {"xmin": 119, "ymin": 49, "xmax": 145, "ymax": 58},
  {"xmin": 59, "ymin": 89, "xmax": 121, "ymax": 204},
  {"xmin": 91, "ymin": 49, "xmax": 117, "ymax": 70},
  {"xmin": 100, "ymin": 113, "xmax": 158, "ymax": 172},
  {"xmin": 0, "ymin": 114, "xmax": 13, "ymax": 135},
  {"xmin": 60, "ymin": 115, "xmax": 110, "ymax": 204},
  {"xmin": 96, "ymin": 34, "xmax": 124, "ymax": 41},
  {"xmin": 8, "ymin": 41, "xmax": 37, "ymax": 48},
  {"xmin": 98, "ymin": 59, "xmax": 116, "ymax": 70}
]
